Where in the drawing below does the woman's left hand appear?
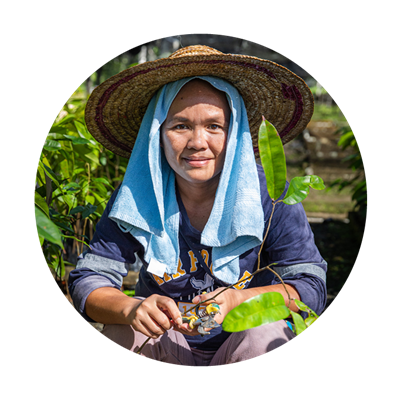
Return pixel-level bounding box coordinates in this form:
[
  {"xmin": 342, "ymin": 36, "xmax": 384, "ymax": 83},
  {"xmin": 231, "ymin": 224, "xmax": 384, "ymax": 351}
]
[
  {"xmin": 173, "ymin": 288, "xmax": 241, "ymax": 336},
  {"xmin": 191, "ymin": 287, "xmax": 243, "ymax": 325}
]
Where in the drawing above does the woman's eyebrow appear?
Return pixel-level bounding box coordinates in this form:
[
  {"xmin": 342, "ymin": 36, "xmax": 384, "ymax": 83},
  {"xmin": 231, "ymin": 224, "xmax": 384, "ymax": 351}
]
[
  {"xmin": 169, "ymin": 116, "xmax": 190, "ymax": 123},
  {"xmin": 168, "ymin": 116, "xmax": 228, "ymax": 123}
]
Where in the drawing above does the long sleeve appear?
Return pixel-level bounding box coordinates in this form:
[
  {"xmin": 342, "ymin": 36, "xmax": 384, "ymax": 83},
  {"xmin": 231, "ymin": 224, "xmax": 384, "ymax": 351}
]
[{"xmin": 68, "ymin": 187, "xmax": 143, "ymax": 320}]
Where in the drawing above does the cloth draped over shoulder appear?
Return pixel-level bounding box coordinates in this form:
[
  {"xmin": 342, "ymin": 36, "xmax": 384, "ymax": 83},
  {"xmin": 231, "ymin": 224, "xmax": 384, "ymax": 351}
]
[{"xmin": 108, "ymin": 76, "xmax": 264, "ymax": 284}]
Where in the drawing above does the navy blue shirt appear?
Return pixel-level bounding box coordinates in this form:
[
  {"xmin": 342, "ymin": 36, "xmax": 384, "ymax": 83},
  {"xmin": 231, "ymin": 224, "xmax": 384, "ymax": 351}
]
[{"xmin": 69, "ymin": 165, "xmax": 327, "ymax": 350}]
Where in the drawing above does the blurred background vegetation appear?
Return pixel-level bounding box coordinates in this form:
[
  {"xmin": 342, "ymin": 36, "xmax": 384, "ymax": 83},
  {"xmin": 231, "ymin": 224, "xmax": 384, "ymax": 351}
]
[{"xmin": 35, "ymin": 34, "xmax": 366, "ymax": 310}]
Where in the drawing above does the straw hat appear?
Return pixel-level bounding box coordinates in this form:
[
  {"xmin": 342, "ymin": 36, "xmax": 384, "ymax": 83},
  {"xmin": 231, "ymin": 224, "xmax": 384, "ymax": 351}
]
[{"xmin": 85, "ymin": 45, "xmax": 314, "ymax": 158}]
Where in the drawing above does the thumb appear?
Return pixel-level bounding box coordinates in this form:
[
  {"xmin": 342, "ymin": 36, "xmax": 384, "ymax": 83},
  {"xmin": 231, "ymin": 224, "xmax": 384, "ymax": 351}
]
[{"xmin": 192, "ymin": 291, "xmax": 211, "ymax": 304}]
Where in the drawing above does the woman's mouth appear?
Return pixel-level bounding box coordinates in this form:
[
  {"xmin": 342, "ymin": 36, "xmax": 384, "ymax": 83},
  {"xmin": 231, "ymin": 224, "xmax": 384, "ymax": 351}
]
[{"xmin": 183, "ymin": 157, "xmax": 211, "ymax": 167}]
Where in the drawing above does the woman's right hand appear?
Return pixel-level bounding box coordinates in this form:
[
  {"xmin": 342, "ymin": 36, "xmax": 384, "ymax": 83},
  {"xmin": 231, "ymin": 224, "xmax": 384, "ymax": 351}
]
[{"xmin": 127, "ymin": 294, "xmax": 183, "ymax": 339}]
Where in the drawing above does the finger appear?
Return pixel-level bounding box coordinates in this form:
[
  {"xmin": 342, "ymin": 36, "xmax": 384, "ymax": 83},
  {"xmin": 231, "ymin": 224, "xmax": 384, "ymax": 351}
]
[
  {"xmin": 192, "ymin": 292, "xmax": 215, "ymax": 305},
  {"xmin": 133, "ymin": 319, "xmax": 164, "ymax": 339},
  {"xmin": 148, "ymin": 308, "xmax": 174, "ymax": 331},
  {"xmin": 135, "ymin": 305, "xmax": 170, "ymax": 336},
  {"xmin": 157, "ymin": 297, "xmax": 183, "ymax": 326},
  {"xmin": 173, "ymin": 324, "xmax": 201, "ymax": 336}
]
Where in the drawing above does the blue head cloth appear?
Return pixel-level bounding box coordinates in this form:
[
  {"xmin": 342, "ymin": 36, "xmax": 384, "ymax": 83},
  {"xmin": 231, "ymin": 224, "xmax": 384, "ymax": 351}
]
[{"xmin": 109, "ymin": 76, "xmax": 264, "ymax": 284}]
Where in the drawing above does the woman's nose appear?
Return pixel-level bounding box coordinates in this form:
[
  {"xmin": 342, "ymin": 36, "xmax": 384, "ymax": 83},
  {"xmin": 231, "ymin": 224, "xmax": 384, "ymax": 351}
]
[{"xmin": 187, "ymin": 128, "xmax": 207, "ymax": 150}]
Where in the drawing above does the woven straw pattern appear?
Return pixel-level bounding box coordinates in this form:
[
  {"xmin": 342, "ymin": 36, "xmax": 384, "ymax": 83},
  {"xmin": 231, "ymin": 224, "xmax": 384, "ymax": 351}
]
[{"xmin": 85, "ymin": 45, "xmax": 314, "ymax": 158}]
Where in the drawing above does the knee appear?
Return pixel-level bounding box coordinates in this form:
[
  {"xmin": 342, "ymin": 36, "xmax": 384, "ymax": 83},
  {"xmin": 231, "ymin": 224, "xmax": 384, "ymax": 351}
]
[
  {"xmin": 101, "ymin": 324, "xmax": 138, "ymax": 351},
  {"xmin": 227, "ymin": 321, "xmax": 295, "ymax": 359}
]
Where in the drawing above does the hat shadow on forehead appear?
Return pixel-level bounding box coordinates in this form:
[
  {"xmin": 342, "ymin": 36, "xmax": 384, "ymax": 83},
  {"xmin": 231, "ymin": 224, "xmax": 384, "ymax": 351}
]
[
  {"xmin": 85, "ymin": 45, "xmax": 314, "ymax": 158},
  {"xmin": 168, "ymin": 78, "xmax": 231, "ymax": 116}
]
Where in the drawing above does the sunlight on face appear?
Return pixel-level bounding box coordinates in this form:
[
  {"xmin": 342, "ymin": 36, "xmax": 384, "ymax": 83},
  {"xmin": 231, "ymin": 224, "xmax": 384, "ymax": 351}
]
[{"xmin": 161, "ymin": 79, "xmax": 231, "ymax": 189}]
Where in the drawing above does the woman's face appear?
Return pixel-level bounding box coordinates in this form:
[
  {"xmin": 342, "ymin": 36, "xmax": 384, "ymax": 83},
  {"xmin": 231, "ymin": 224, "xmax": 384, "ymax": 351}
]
[{"xmin": 161, "ymin": 80, "xmax": 231, "ymax": 188}]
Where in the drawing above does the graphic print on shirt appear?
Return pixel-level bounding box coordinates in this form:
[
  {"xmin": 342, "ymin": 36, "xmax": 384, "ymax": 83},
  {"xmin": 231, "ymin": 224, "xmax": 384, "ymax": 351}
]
[
  {"xmin": 151, "ymin": 249, "xmax": 212, "ymax": 286},
  {"xmin": 190, "ymin": 273, "xmax": 214, "ymax": 291},
  {"xmin": 150, "ymin": 247, "xmax": 254, "ymax": 295}
]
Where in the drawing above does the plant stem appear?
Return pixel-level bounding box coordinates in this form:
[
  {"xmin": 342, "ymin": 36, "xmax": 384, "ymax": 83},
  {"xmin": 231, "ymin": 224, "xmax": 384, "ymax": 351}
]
[
  {"xmin": 263, "ymin": 264, "xmax": 293, "ymax": 309},
  {"xmin": 257, "ymin": 201, "xmax": 276, "ymax": 271},
  {"xmin": 136, "ymin": 338, "xmax": 150, "ymax": 355}
]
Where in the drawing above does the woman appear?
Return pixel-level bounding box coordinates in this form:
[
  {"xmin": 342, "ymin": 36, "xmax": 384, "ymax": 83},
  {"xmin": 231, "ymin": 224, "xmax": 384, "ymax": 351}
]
[{"xmin": 69, "ymin": 45, "xmax": 327, "ymax": 366}]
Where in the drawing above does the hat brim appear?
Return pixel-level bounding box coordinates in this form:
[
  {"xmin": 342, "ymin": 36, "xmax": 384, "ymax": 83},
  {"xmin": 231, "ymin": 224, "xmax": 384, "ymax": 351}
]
[{"xmin": 85, "ymin": 52, "xmax": 314, "ymax": 158}]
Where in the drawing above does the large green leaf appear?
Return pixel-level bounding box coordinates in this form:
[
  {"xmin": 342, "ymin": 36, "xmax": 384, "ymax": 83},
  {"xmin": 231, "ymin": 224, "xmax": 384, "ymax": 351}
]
[
  {"xmin": 222, "ymin": 292, "xmax": 290, "ymax": 332},
  {"xmin": 35, "ymin": 206, "xmax": 63, "ymax": 248},
  {"xmin": 258, "ymin": 118, "xmax": 287, "ymax": 201},
  {"xmin": 40, "ymin": 161, "xmax": 60, "ymax": 185},
  {"xmin": 283, "ymin": 175, "xmax": 325, "ymax": 205},
  {"xmin": 290, "ymin": 311, "xmax": 307, "ymax": 335},
  {"xmin": 34, "ymin": 192, "xmax": 49, "ymax": 218}
]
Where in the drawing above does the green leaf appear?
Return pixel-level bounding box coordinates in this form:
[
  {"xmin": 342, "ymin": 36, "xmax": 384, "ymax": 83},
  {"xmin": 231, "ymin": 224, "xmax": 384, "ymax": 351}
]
[
  {"xmin": 74, "ymin": 120, "xmax": 89, "ymax": 137},
  {"xmin": 34, "ymin": 192, "xmax": 49, "ymax": 218},
  {"xmin": 85, "ymin": 194, "xmax": 95, "ymax": 204},
  {"xmin": 40, "ymin": 161, "xmax": 60, "ymax": 185},
  {"xmin": 43, "ymin": 139, "xmax": 62, "ymax": 152},
  {"xmin": 70, "ymin": 205, "xmax": 85, "ymax": 215},
  {"xmin": 47, "ymin": 132, "xmax": 69, "ymax": 140},
  {"xmin": 49, "ymin": 126, "xmax": 69, "ymax": 135},
  {"xmin": 82, "ymin": 204, "xmax": 97, "ymax": 219},
  {"xmin": 338, "ymin": 131, "xmax": 355, "ymax": 150},
  {"xmin": 222, "ymin": 292, "xmax": 290, "ymax": 332},
  {"xmin": 283, "ymin": 175, "xmax": 325, "ymax": 205},
  {"xmin": 64, "ymin": 182, "xmax": 81, "ymax": 192},
  {"xmin": 290, "ymin": 311, "xmax": 307, "ymax": 335},
  {"xmin": 35, "ymin": 206, "xmax": 63, "ymax": 248},
  {"xmin": 305, "ymin": 314, "xmax": 317, "ymax": 327},
  {"xmin": 63, "ymin": 134, "xmax": 91, "ymax": 145},
  {"xmin": 294, "ymin": 299, "xmax": 311, "ymax": 312},
  {"xmin": 258, "ymin": 118, "xmax": 287, "ymax": 201},
  {"xmin": 53, "ymin": 114, "xmax": 76, "ymax": 127},
  {"xmin": 40, "ymin": 161, "xmax": 75, "ymax": 212},
  {"xmin": 294, "ymin": 299, "xmax": 319, "ymax": 320},
  {"xmin": 123, "ymin": 290, "xmax": 136, "ymax": 297},
  {"xmin": 74, "ymin": 144, "xmax": 100, "ymax": 166},
  {"xmin": 92, "ymin": 177, "xmax": 114, "ymax": 189}
]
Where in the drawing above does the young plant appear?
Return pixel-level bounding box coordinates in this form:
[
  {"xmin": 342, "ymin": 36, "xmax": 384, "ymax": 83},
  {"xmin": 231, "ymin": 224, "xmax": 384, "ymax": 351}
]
[{"xmin": 221, "ymin": 117, "xmax": 325, "ymax": 336}]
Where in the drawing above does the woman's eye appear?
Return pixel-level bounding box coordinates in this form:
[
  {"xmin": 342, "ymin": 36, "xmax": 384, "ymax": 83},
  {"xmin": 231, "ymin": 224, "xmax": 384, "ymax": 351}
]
[
  {"xmin": 174, "ymin": 124, "xmax": 188, "ymax": 130},
  {"xmin": 209, "ymin": 124, "xmax": 221, "ymax": 130}
]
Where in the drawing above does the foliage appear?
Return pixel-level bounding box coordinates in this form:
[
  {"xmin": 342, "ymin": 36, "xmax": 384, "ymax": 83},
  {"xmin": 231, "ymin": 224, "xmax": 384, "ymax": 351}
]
[
  {"xmin": 35, "ymin": 87, "xmax": 129, "ymax": 280},
  {"xmin": 123, "ymin": 290, "xmax": 136, "ymax": 297},
  {"xmin": 329, "ymin": 127, "xmax": 366, "ymax": 219},
  {"xmin": 221, "ymin": 118, "xmax": 324, "ymax": 336},
  {"xmin": 259, "ymin": 118, "xmax": 325, "ymax": 205},
  {"xmin": 223, "ymin": 292, "xmax": 318, "ymax": 335}
]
